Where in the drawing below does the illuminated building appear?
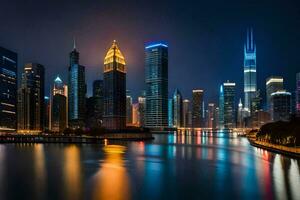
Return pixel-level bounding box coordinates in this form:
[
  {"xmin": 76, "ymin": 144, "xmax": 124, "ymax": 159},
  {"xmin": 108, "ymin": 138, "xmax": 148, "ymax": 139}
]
[
  {"xmin": 132, "ymin": 103, "xmax": 139, "ymax": 126},
  {"xmin": 50, "ymin": 76, "xmax": 67, "ymax": 132},
  {"xmin": 172, "ymin": 89, "xmax": 183, "ymax": 128},
  {"xmin": 126, "ymin": 90, "xmax": 133, "ymax": 126},
  {"xmin": 224, "ymin": 82, "xmax": 236, "ymax": 128},
  {"xmin": 44, "ymin": 96, "xmax": 50, "ymax": 131},
  {"xmin": 145, "ymin": 42, "xmax": 168, "ymax": 129},
  {"xmin": 244, "ymin": 28, "xmax": 257, "ymax": 113},
  {"xmin": 168, "ymin": 99, "xmax": 173, "ymax": 127},
  {"xmin": 138, "ymin": 91, "xmax": 146, "ymax": 127},
  {"xmin": 296, "ymin": 73, "xmax": 300, "ymax": 116},
  {"xmin": 182, "ymin": 99, "xmax": 190, "ymax": 128},
  {"xmin": 0, "ymin": 47, "xmax": 17, "ymax": 132},
  {"xmin": 207, "ymin": 103, "xmax": 215, "ymax": 129},
  {"xmin": 251, "ymin": 90, "xmax": 262, "ymax": 114},
  {"xmin": 237, "ymin": 99, "xmax": 243, "ymax": 128},
  {"xmin": 219, "ymin": 85, "xmax": 224, "ymax": 129},
  {"xmin": 192, "ymin": 89, "xmax": 204, "ymax": 128},
  {"xmin": 271, "ymin": 90, "xmax": 291, "ymax": 121},
  {"xmin": 266, "ymin": 76, "xmax": 283, "ymax": 113},
  {"xmin": 68, "ymin": 39, "xmax": 86, "ymax": 129},
  {"xmin": 18, "ymin": 63, "xmax": 45, "ymax": 133},
  {"xmin": 103, "ymin": 40, "xmax": 126, "ymax": 130}
]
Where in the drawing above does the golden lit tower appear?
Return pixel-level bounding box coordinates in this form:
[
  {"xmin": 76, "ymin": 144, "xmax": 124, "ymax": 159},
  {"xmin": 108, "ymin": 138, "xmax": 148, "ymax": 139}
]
[{"xmin": 103, "ymin": 40, "xmax": 127, "ymax": 130}]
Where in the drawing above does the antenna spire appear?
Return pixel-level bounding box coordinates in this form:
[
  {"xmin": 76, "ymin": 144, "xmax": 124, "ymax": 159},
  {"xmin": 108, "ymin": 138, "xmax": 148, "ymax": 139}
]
[{"xmin": 73, "ymin": 37, "xmax": 76, "ymax": 50}]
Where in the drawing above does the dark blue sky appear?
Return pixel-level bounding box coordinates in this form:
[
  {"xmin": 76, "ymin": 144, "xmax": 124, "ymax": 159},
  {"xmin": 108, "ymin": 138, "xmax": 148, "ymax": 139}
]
[{"xmin": 0, "ymin": 0, "xmax": 299, "ymax": 105}]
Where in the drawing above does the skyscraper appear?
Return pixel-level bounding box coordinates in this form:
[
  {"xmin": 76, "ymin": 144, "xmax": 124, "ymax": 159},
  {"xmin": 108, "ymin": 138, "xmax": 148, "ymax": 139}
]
[
  {"xmin": 173, "ymin": 89, "xmax": 183, "ymax": 128},
  {"xmin": 271, "ymin": 90, "xmax": 291, "ymax": 121},
  {"xmin": 183, "ymin": 99, "xmax": 190, "ymax": 128},
  {"xmin": 296, "ymin": 73, "xmax": 300, "ymax": 116},
  {"xmin": 18, "ymin": 63, "xmax": 45, "ymax": 133},
  {"xmin": 266, "ymin": 76, "xmax": 284, "ymax": 112},
  {"xmin": 93, "ymin": 79, "xmax": 104, "ymax": 124},
  {"xmin": 244, "ymin": 28, "xmax": 257, "ymax": 113},
  {"xmin": 126, "ymin": 90, "xmax": 133, "ymax": 126},
  {"xmin": 103, "ymin": 40, "xmax": 126, "ymax": 130},
  {"xmin": 192, "ymin": 89, "xmax": 204, "ymax": 128},
  {"xmin": 0, "ymin": 47, "xmax": 17, "ymax": 132},
  {"xmin": 207, "ymin": 103, "xmax": 215, "ymax": 129},
  {"xmin": 219, "ymin": 85, "xmax": 224, "ymax": 129},
  {"xmin": 68, "ymin": 39, "xmax": 86, "ymax": 128},
  {"xmin": 168, "ymin": 99, "xmax": 173, "ymax": 127},
  {"xmin": 223, "ymin": 82, "xmax": 236, "ymax": 128},
  {"xmin": 145, "ymin": 42, "xmax": 168, "ymax": 129},
  {"xmin": 237, "ymin": 99, "xmax": 243, "ymax": 128},
  {"xmin": 50, "ymin": 76, "xmax": 67, "ymax": 133}
]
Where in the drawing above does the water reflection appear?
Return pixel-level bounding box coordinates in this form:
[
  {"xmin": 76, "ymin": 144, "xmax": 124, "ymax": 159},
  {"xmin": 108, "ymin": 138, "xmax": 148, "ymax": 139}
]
[
  {"xmin": 34, "ymin": 144, "xmax": 47, "ymax": 200},
  {"xmin": 0, "ymin": 145, "xmax": 6, "ymax": 200},
  {"xmin": 63, "ymin": 145, "xmax": 82, "ymax": 200},
  {"xmin": 91, "ymin": 145, "xmax": 130, "ymax": 200}
]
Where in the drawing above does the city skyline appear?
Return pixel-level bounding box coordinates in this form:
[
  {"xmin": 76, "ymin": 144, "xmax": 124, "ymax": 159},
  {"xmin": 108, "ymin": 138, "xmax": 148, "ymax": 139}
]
[{"xmin": 0, "ymin": 0, "xmax": 300, "ymax": 103}]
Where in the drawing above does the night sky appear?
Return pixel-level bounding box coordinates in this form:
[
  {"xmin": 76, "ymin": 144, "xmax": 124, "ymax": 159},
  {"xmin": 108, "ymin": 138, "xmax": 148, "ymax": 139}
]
[{"xmin": 0, "ymin": 0, "xmax": 300, "ymax": 105}]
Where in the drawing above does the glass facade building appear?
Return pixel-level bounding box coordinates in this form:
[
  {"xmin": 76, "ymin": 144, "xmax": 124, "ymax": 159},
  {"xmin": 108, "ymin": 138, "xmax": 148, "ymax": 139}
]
[
  {"xmin": 223, "ymin": 82, "xmax": 236, "ymax": 128},
  {"xmin": 296, "ymin": 73, "xmax": 300, "ymax": 116},
  {"xmin": 192, "ymin": 89, "xmax": 204, "ymax": 128},
  {"xmin": 103, "ymin": 40, "xmax": 126, "ymax": 130},
  {"xmin": 244, "ymin": 28, "xmax": 257, "ymax": 113},
  {"xmin": 18, "ymin": 63, "xmax": 45, "ymax": 133},
  {"xmin": 266, "ymin": 76, "xmax": 284, "ymax": 113},
  {"xmin": 172, "ymin": 89, "xmax": 183, "ymax": 128},
  {"xmin": 183, "ymin": 99, "xmax": 190, "ymax": 128},
  {"xmin": 0, "ymin": 47, "xmax": 17, "ymax": 132},
  {"xmin": 145, "ymin": 43, "xmax": 168, "ymax": 129},
  {"xmin": 271, "ymin": 91, "xmax": 291, "ymax": 121},
  {"xmin": 68, "ymin": 42, "xmax": 86, "ymax": 128},
  {"xmin": 126, "ymin": 90, "xmax": 133, "ymax": 125}
]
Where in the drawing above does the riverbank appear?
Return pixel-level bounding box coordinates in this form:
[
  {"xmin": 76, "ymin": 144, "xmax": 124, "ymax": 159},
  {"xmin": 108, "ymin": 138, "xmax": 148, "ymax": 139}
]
[
  {"xmin": 0, "ymin": 133, "xmax": 154, "ymax": 144},
  {"xmin": 248, "ymin": 137, "xmax": 300, "ymax": 159}
]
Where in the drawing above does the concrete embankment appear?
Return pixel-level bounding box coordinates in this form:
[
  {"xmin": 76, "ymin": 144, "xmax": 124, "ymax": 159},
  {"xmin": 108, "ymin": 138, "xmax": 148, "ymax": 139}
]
[
  {"xmin": 0, "ymin": 133, "xmax": 154, "ymax": 144},
  {"xmin": 248, "ymin": 138, "xmax": 300, "ymax": 159}
]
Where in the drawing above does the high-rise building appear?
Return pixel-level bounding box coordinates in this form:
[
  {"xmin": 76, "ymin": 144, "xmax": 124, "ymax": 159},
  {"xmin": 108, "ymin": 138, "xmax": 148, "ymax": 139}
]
[
  {"xmin": 173, "ymin": 89, "xmax": 183, "ymax": 128},
  {"xmin": 103, "ymin": 40, "xmax": 126, "ymax": 130},
  {"xmin": 271, "ymin": 91, "xmax": 291, "ymax": 121},
  {"xmin": 237, "ymin": 99, "xmax": 243, "ymax": 128},
  {"xmin": 168, "ymin": 99, "xmax": 173, "ymax": 127},
  {"xmin": 183, "ymin": 99, "xmax": 190, "ymax": 128},
  {"xmin": 223, "ymin": 81, "xmax": 236, "ymax": 128},
  {"xmin": 0, "ymin": 47, "xmax": 17, "ymax": 132},
  {"xmin": 244, "ymin": 28, "xmax": 257, "ymax": 113},
  {"xmin": 126, "ymin": 90, "xmax": 133, "ymax": 126},
  {"xmin": 138, "ymin": 91, "xmax": 146, "ymax": 127},
  {"xmin": 93, "ymin": 80, "xmax": 104, "ymax": 125},
  {"xmin": 18, "ymin": 63, "xmax": 45, "ymax": 133},
  {"xmin": 192, "ymin": 89, "xmax": 204, "ymax": 128},
  {"xmin": 68, "ymin": 40, "xmax": 86, "ymax": 128},
  {"xmin": 266, "ymin": 76, "xmax": 284, "ymax": 112},
  {"xmin": 50, "ymin": 76, "xmax": 67, "ymax": 132},
  {"xmin": 132, "ymin": 103, "xmax": 139, "ymax": 126},
  {"xmin": 296, "ymin": 73, "xmax": 300, "ymax": 116},
  {"xmin": 251, "ymin": 90, "xmax": 262, "ymax": 114},
  {"xmin": 207, "ymin": 103, "xmax": 215, "ymax": 129},
  {"xmin": 219, "ymin": 85, "xmax": 224, "ymax": 129},
  {"xmin": 145, "ymin": 42, "xmax": 168, "ymax": 129},
  {"xmin": 44, "ymin": 96, "xmax": 50, "ymax": 131}
]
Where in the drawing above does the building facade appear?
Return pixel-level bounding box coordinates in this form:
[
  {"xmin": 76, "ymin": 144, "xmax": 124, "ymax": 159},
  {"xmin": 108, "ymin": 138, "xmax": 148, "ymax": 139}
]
[
  {"xmin": 207, "ymin": 103, "xmax": 215, "ymax": 129},
  {"xmin": 138, "ymin": 91, "xmax": 146, "ymax": 127},
  {"xmin": 93, "ymin": 79, "xmax": 104, "ymax": 126},
  {"xmin": 68, "ymin": 41, "xmax": 86, "ymax": 128},
  {"xmin": 223, "ymin": 82, "xmax": 236, "ymax": 128},
  {"xmin": 296, "ymin": 73, "xmax": 300, "ymax": 116},
  {"xmin": 183, "ymin": 99, "xmax": 190, "ymax": 128},
  {"xmin": 145, "ymin": 43, "xmax": 168, "ymax": 129},
  {"xmin": 103, "ymin": 40, "xmax": 126, "ymax": 130},
  {"xmin": 0, "ymin": 47, "xmax": 17, "ymax": 132},
  {"xmin": 126, "ymin": 90, "xmax": 133, "ymax": 126},
  {"xmin": 192, "ymin": 89, "xmax": 204, "ymax": 128},
  {"xmin": 172, "ymin": 89, "xmax": 183, "ymax": 128},
  {"xmin": 244, "ymin": 28, "xmax": 257, "ymax": 113},
  {"xmin": 271, "ymin": 91, "xmax": 291, "ymax": 121},
  {"xmin": 266, "ymin": 76, "xmax": 284, "ymax": 113},
  {"xmin": 18, "ymin": 63, "xmax": 45, "ymax": 133}
]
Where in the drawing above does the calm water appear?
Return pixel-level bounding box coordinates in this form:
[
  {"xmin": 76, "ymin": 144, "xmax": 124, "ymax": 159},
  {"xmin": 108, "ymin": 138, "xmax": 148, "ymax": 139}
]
[{"xmin": 0, "ymin": 132, "xmax": 299, "ymax": 200}]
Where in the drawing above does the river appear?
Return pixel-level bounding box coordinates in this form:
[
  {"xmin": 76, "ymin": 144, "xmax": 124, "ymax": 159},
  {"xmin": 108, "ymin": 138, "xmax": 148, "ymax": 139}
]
[{"xmin": 0, "ymin": 131, "xmax": 299, "ymax": 200}]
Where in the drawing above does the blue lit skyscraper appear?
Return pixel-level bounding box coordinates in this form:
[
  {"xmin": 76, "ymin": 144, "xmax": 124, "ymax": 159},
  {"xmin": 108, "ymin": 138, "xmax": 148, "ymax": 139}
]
[
  {"xmin": 173, "ymin": 89, "xmax": 183, "ymax": 128},
  {"xmin": 244, "ymin": 28, "xmax": 257, "ymax": 113},
  {"xmin": 219, "ymin": 85, "xmax": 224, "ymax": 129},
  {"xmin": 145, "ymin": 42, "xmax": 168, "ymax": 129},
  {"xmin": 68, "ymin": 39, "xmax": 86, "ymax": 128},
  {"xmin": 0, "ymin": 47, "xmax": 17, "ymax": 132}
]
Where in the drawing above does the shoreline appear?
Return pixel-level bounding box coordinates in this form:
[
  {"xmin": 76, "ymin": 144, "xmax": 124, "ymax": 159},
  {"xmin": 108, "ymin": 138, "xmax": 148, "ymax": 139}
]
[
  {"xmin": 0, "ymin": 133, "xmax": 154, "ymax": 144},
  {"xmin": 248, "ymin": 138, "xmax": 300, "ymax": 159}
]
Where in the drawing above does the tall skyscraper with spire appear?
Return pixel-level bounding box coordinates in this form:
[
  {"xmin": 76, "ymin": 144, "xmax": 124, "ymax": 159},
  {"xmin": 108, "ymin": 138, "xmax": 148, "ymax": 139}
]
[
  {"xmin": 68, "ymin": 39, "xmax": 86, "ymax": 128},
  {"xmin": 103, "ymin": 40, "xmax": 126, "ymax": 130},
  {"xmin": 244, "ymin": 28, "xmax": 257, "ymax": 113}
]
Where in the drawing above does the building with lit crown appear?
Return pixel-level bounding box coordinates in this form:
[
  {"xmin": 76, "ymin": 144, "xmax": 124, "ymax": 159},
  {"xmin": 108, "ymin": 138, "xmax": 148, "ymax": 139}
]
[
  {"xmin": 266, "ymin": 76, "xmax": 283, "ymax": 113},
  {"xmin": 244, "ymin": 28, "xmax": 257, "ymax": 114},
  {"xmin": 192, "ymin": 89, "xmax": 204, "ymax": 128},
  {"xmin": 145, "ymin": 42, "xmax": 168, "ymax": 129},
  {"xmin": 18, "ymin": 63, "xmax": 45, "ymax": 133},
  {"xmin": 103, "ymin": 40, "xmax": 126, "ymax": 130},
  {"xmin": 223, "ymin": 81, "xmax": 236, "ymax": 128},
  {"xmin": 271, "ymin": 90, "xmax": 291, "ymax": 121},
  {"xmin": 0, "ymin": 47, "xmax": 17, "ymax": 132}
]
